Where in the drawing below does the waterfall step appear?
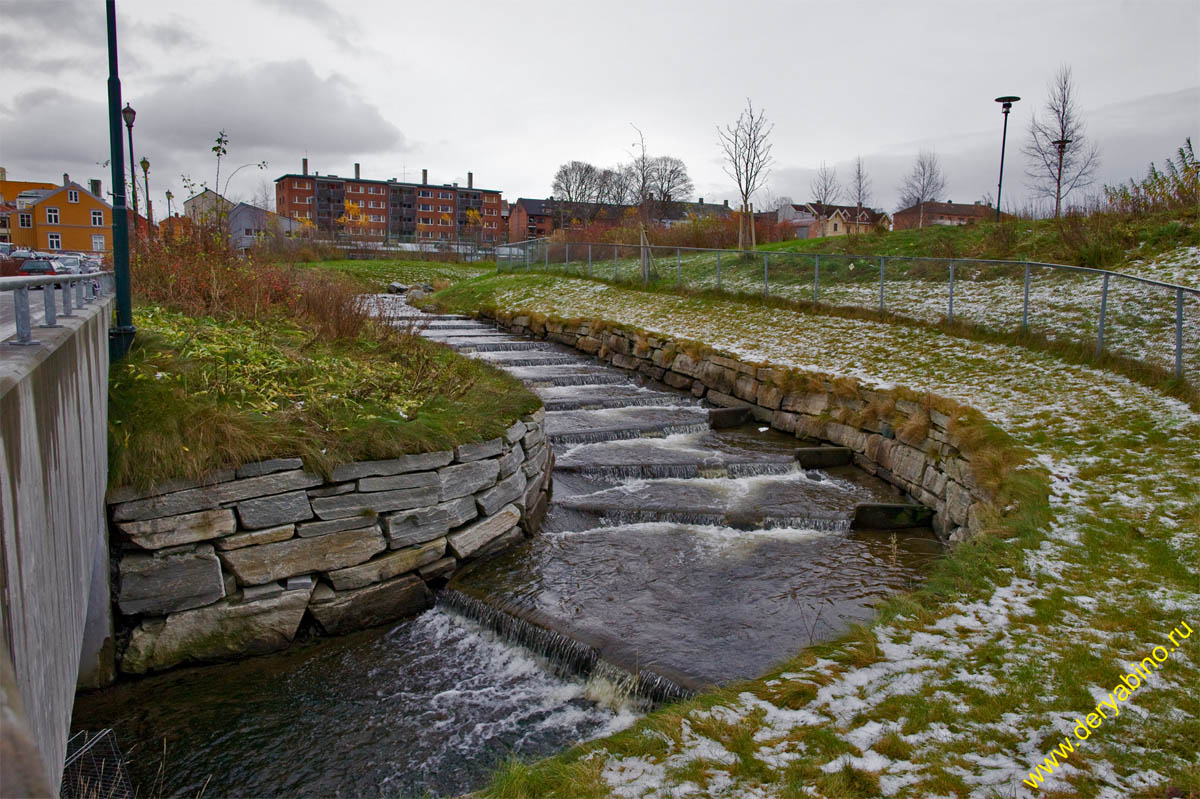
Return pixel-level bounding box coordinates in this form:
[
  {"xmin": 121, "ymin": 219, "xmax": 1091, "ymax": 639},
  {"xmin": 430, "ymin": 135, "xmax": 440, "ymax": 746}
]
[
  {"xmin": 554, "ymin": 460, "xmax": 799, "ymax": 481},
  {"xmin": 550, "ymin": 470, "xmax": 874, "ymax": 530},
  {"xmin": 452, "ymin": 341, "xmax": 561, "ymax": 353},
  {"xmin": 545, "ymin": 406, "xmax": 710, "ymax": 437},
  {"xmin": 473, "ymin": 351, "xmax": 588, "ymax": 368}
]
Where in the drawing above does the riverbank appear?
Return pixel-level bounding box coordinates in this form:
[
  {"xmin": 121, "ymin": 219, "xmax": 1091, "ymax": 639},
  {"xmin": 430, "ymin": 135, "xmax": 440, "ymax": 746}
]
[{"xmin": 425, "ymin": 273, "xmax": 1199, "ymax": 798}]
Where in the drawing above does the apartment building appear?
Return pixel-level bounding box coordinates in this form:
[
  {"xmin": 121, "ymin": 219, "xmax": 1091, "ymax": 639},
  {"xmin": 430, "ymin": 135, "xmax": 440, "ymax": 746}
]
[
  {"xmin": 3, "ymin": 173, "xmax": 115, "ymax": 253},
  {"xmin": 275, "ymin": 160, "xmax": 503, "ymax": 243}
]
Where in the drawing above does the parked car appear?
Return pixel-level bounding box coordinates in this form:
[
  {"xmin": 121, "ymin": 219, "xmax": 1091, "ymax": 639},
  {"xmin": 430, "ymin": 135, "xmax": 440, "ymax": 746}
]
[
  {"xmin": 18, "ymin": 258, "xmax": 60, "ymax": 288},
  {"xmin": 0, "ymin": 242, "xmax": 13, "ymax": 256},
  {"xmin": 52, "ymin": 254, "xmax": 82, "ymax": 274}
]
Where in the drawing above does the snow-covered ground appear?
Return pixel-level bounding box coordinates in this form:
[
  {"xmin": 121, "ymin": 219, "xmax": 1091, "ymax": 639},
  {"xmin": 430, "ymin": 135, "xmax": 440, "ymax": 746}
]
[{"xmin": 466, "ymin": 275, "xmax": 1200, "ymax": 798}]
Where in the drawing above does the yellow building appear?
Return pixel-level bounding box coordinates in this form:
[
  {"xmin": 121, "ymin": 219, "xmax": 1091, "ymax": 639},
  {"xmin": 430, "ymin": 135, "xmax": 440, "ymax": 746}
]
[{"xmin": 4, "ymin": 174, "xmax": 113, "ymax": 254}]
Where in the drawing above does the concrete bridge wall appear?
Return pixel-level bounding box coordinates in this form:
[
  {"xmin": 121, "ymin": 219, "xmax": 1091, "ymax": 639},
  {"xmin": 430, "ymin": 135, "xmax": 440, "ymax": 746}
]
[{"xmin": 1, "ymin": 293, "xmax": 115, "ymax": 793}]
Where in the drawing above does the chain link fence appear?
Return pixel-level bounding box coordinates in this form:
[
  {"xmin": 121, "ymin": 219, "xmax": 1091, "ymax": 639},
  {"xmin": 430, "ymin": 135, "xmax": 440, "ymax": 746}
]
[{"xmin": 498, "ymin": 239, "xmax": 1200, "ymax": 384}]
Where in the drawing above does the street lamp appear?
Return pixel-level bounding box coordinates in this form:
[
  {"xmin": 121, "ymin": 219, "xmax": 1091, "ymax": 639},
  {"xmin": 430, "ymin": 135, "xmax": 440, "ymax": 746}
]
[
  {"xmin": 994, "ymin": 95, "xmax": 1020, "ymax": 222},
  {"xmin": 140, "ymin": 156, "xmax": 152, "ymax": 227},
  {"xmin": 121, "ymin": 102, "xmax": 138, "ymax": 231},
  {"xmin": 165, "ymin": 189, "xmax": 174, "ymax": 222},
  {"xmin": 1052, "ymin": 138, "xmax": 1072, "ymax": 219}
]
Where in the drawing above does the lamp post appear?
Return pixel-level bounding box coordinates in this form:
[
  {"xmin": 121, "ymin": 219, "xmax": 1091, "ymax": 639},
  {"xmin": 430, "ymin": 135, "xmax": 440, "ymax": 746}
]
[
  {"xmin": 107, "ymin": 0, "xmax": 135, "ymax": 359},
  {"xmin": 140, "ymin": 156, "xmax": 152, "ymax": 228},
  {"xmin": 121, "ymin": 102, "xmax": 138, "ymax": 235},
  {"xmin": 1052, "ymin": 137, "xmax": 1072, "ymax": 219},
  {"xmin": 994, "ymin": 96, "xmax": 1020, "ymax": 222},
  {"xmin": 165, "ymin": 190, "xmax": 173, "ymax": 226}
]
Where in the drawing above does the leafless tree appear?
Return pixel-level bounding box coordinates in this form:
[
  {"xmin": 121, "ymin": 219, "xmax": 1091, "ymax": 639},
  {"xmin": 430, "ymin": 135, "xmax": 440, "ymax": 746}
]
[
  {"xmin": 627, "ymin": 124, "xmax": 655, "ymax": 214},
  {"xmin": 897, "ymin": 149, "xmax": 946, "ymax": 227},
  {"xmin": 552, "ymin": 160, "xmax": 601, "ymax": 204},
  {"xmin": 649, "ymin": 156, "xmax": 694, "ymax": 202},
  {"xmin": 849, "ymin": 156, "xmax": 872, "ymax": 209},
  {"xmin": 809, "ymin": 161, "xmax": 842, "ymax": 209},
  {"xmin": 758, "ymin": 189, "xmax": 794, "ymax": 212},
  {"xmin": 717, "ymin": 98, "xmax": 774, "ymax": 250},
  {"xmin": 1021, "ymin": 64, "xmax": 1101, "ymax": 218},
  {"xmin": 595, "ymin": 167, "xmax": 632, "ymax": 205}
]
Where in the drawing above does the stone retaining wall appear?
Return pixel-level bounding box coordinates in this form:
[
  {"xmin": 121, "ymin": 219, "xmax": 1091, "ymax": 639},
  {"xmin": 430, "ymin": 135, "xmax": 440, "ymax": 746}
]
[
  {"xmin": 106, "ymin": 408, "xmax": 552, "ymax": 675},
  {"xmin": 485, "ymin": 311, "xmax": 1000, "ymax": 544}
]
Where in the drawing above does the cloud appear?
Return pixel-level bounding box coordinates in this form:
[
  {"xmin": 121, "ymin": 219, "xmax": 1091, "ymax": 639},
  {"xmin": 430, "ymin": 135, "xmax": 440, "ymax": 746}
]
[
  {"xmin": 254, "ymin": 0, "xmax": 356, "ymax": 51},
  {"xmin": 0, "ymin": 60, "xmax": 407, "ymax": 204}
]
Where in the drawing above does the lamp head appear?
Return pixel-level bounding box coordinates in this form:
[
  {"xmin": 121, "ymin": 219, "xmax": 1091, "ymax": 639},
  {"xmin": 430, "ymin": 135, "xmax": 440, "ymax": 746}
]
[
  {"xmin": 995, "ymin": 95, "xmax": 1020, "ymax": 112},
  {"xmin": 121, "ymin": 103, "xmax": 136, "ymax": 127}
]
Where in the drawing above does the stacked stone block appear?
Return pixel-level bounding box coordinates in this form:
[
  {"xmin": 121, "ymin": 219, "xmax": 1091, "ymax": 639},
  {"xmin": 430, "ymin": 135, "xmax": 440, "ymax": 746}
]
[{"xmin": 107, "ymin": 409, "xmax": 551, "ymax": 675}]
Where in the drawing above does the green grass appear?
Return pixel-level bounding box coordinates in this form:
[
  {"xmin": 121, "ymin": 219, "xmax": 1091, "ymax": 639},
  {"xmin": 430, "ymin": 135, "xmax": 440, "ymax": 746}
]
[
  {"xmin": 108, "ymin": 306, "xmax": 539, "ymax": 489},
  {"xmin": 756, "ymin": 208, "xmax": 1200, "ymax": 270},
  {"xmin": 299, "ymin": 258, "xmax": 493, "ymax": 289}
]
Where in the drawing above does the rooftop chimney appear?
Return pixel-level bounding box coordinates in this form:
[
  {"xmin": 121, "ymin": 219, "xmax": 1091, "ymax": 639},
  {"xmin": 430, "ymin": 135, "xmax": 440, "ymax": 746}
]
[
  {"xmin": 468, "ymin": 171, "xmax": 473, "ymax": 189},
  {"xmin": 698, "ymin": 197, "xmax": 704, "ymax": 205},
  {"xmin": 422, "ymin": 168, "xmax": 428, "ymax": 185},
  {"xmin": 724, "ymin": 199, "xmax": 729, "ymax": 208},
  {"xmin": 0, "ymin": 167, "xmax": 6, "ymax": 182},
  {"xmin": 303, "ymin": 158, "xmax": 308, "ymax": 176},
  {"xmin": 63, "ymin": 172, "xmax": 70, "ymax": 186},
  {"xmin": 354, "ymin": 162, "xmax": 361, "ymax": 180},
  {"xmin": 89, "ymin": 179, "xmax": 101, "ymax": 196}
]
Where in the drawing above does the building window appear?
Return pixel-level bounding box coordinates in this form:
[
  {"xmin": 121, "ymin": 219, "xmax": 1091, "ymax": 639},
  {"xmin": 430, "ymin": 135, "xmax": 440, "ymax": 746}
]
[
  {"xmin": 92, "ymin": 210, "xmax": 104, "ymax": 226},
  {"xmin": 19, "ymin": 213, "xmax": 32, "ymax": 228},
  {"xmin": 439, "ymin": 205, "xmax": 452, "ymax": 212},
  {"xmin": 47, "ymin": 232, "xmax": 62, "ymax": 249},
  {"xmin": 418, "ymin": 190, "xmax": 432, "ymax": 198},
  {"xmin": 46, "ymin": 207, "xmax": 60, "ymax": 224},
  {"xmin": 438, "ymin": 191, "xmax": 452, "ymax": 199},
  {"xmin": 418, "ymin": 204, "xmax": 432, "ymax": 211},
  {"xmin": 92, "ymin": 234, "xmax": 106, "ymax": 251},
  {"xmin": 68, "ymin": 190, "xmax": 79, "ymax": 203},
  {"xmin": 420, "ymin": 217, "xmax": 433, "ymax": 225},
  {"xmin": 833, "ymin": 223, "xmax": 838, "ymax": 232}
]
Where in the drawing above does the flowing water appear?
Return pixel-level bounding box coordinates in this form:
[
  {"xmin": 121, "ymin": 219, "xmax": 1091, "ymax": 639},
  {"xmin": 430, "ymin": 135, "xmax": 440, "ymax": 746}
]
[{"xmin": 71, "ymin": 299, "xmax": 941, "ymax": 796}]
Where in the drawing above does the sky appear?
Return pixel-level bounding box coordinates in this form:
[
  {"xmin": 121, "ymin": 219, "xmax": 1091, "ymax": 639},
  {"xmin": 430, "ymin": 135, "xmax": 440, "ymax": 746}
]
[{"xmin": 1, "ymin": 0, "xmax": 1197, "ymax": 218}]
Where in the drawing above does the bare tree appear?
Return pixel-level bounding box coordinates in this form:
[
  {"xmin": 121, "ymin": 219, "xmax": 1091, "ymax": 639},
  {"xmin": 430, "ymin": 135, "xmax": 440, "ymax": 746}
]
[
  {"xmin": 849, "ymin": 156, "xmax": 872, "ymax": 209},
  {"xmin": 717, "ymin": 98, "xmax": 774, "ymax": 250},
  {"xmin": 897, "ymin": 149, "xmax": 946, "ymax": 228},
  {"xmin": 649, "ymin": 155, "xmax": 694, "ymax": 219},
  {"xmin": 809, "ymin": 162, "xmax": 842, "ymax": 208},
  {"xmin": 595, "ymin": 167, "xmax": 631, "ymax": 205},
  {"xmin": 627, "ymin": 124, "xmax": 655, "ymax": 214},
  {"xmin": 552, "ymin": 160, "xmax": 600, "ymax": 204},
  {"xmin": 1022, "ymin": 64, "xmax": 1101, "ymax": 218},
  {"xmin": 758, "ymin": 189, "xmax": 794, "ymax": 212}
]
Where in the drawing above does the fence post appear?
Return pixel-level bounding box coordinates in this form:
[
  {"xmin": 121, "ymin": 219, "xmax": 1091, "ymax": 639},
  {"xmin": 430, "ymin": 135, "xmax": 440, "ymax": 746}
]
[
  {"xmin": 62, "ymin": 280, "xmax": 75, "ymax": 317},
  {"xmin": 41, "ymin": 282, "xmax": 60, "ymax": 328},
  {"xmin": 75, "ymin": 279, "xmax": 85, "ymax": 307},
  {"xmin": 1175, "ymin": 287, "xmax": 1184, "ymax": 380},
  {"xmin": 676, "ymin": 248, "xmax": 681, "ymax": 288},
  {"xmin": 9, "ymin": 287, "xmax": 37, "ymax": 346},
  {"xmin": 948, "ymin": 261, "xmax": 956, "ymax": 323},
  {"xmin": 1096, "ymin": 273, "xmax": 1110, "ymax": 356},
  {"xmin": 813, "ymin": 254, "xmax": 819, "ymax": 303},
  {"xmin": 565, "ymin": 242, "xmax": 569, "ymax": 267},
  {"xmin": 1021, "ymin": 262, "xmax": 1030, "ymax": 333},
  {"xmin": 763, "ymin": 253, "xmax": 769, "ymax": 298},
  {"xmin": 879, "ymin": 256, "xmax": 885, "ymax": 312},
  {"xmin": 614, "ymin": 245, "xmax": 619, "ymax": 281},
  {"xmin": 588, "ymin": 244, "xmax": 592, "ymax": 277},
  {"xmin": 716, "ymin": 252, "xmax": 722, "ymax": 290}
]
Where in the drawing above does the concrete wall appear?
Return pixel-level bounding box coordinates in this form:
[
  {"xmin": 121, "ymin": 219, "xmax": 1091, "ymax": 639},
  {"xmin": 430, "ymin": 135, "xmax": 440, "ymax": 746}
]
[{"xmin": 1, "ymin": 292, "xmax": 114, "ymax": 793}]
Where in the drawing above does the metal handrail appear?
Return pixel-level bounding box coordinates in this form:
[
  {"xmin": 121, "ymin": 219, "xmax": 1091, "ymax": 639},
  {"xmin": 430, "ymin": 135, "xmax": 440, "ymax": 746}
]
[
  {"xmin": 498, "ymin": 239, "xmax": 1199, "ymax": 381},
  {"xmin": 3, "ymin": 271, "xmax": 114, "ymax": 347}
]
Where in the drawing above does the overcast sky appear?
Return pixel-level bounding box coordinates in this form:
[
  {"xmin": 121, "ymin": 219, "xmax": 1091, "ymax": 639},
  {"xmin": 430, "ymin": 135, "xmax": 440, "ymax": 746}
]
[{"xmin": 1, "ymin": 0, "xmax": 1197, "ymax": 217}]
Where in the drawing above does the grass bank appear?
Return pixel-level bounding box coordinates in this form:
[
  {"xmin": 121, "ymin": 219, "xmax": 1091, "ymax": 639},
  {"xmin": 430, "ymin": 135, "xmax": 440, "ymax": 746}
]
[
  {"xmin": 299, "ymin": 258, "xmax": 493, "ymax": 290},
  {"xmin": 757, "ymin": 208, "xmax": 1199, "ymax": 271},
  {"xmin": 109, "ymin": 238, "xmax": 537, "ymax": 489},
  {"xmin": 425, "ymin": 272, "xmax": 1199, "ymax": 798}
]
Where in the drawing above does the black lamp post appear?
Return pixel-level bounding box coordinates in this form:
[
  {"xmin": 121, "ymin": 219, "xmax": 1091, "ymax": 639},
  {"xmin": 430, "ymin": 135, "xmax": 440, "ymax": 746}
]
[
  {"xmin": 107, "ymin": 0, "xmax": 135, "ymax": 359},
  {"xmin": 1052, "ymin": 138, "xmax": 1072, "ymax": 219},
  {"xmin": 994, "ymin": 95, "xmax": 1020, "ymax": 222},
  {"xmin": 140, "ymin": 156, "xmax": 152, "ymax": 228},
  {"xmin": 122, "ymin": 102, "xmax": 138, "ymax": 230},
  {"xmin": 165, "ymin": 190, "xmax": 173, "ymax": 223}
]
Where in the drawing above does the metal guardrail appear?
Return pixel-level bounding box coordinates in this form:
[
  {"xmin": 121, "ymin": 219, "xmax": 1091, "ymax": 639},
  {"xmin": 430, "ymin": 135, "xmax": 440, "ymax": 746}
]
[
  {"xmin": 498, "ymin": 241, "xmax": 1200, "ymax": 382},
  {"xmin": 2, "ymin": 272, "xmax": 114, "ymax": 347}
]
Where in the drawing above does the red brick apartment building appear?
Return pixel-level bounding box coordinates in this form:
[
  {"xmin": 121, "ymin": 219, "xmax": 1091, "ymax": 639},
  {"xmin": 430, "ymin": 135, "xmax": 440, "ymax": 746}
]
[{"xmin": 275, "ymin": 159, "xmax": 503, "ymax": 243}]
